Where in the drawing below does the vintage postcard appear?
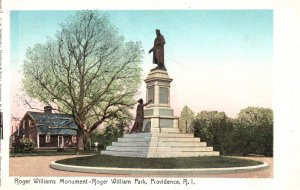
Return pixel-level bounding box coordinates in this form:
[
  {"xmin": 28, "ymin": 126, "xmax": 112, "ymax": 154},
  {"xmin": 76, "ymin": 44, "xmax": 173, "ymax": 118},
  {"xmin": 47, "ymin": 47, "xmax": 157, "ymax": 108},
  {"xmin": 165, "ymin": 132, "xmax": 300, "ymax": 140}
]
[{"xmin": 1, "ymin": 0, "xmax": 300, "ymax": 190}]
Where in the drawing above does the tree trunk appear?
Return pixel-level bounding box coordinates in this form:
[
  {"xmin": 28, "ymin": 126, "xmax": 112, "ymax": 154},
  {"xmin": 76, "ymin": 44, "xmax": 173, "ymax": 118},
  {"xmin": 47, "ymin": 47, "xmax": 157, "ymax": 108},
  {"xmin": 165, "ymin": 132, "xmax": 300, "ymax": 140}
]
[{"xmin": 77, "ymin": 130, "xmax": 88, "ymax": 151}]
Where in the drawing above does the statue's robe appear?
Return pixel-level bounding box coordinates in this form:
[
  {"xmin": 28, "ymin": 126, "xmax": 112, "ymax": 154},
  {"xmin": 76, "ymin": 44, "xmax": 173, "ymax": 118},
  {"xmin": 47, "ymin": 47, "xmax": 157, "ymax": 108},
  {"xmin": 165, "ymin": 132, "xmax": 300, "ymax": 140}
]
[
  {"xmin": 130, "ymin": 103, "xmax": 145, "ymax": 133},
  {"xmin": 152, "ymin": 34, "xmax": 165, "ymax": 67}
]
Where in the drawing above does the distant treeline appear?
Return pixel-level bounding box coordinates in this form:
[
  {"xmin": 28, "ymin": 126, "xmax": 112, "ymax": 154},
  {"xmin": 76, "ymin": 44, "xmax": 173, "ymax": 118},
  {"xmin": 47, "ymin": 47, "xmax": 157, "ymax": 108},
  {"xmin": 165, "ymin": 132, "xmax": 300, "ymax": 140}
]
[{"xmin": 180, "ymin": 106, "xmax": 273, "ymax": 157}]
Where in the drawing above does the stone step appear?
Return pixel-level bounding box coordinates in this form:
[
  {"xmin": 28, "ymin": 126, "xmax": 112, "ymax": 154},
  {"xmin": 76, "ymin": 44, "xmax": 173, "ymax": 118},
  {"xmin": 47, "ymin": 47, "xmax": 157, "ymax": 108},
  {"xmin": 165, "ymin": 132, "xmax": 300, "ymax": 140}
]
[
  {"xmin": 150, "ymin": 151, "xmax": 220, "ymax": 158},
  {"xmin": 106, "ymin": 146, "xmax": 148, "ymax": 152},
  {"xmin": 101, "ymin": 150, "xmax": 147, "ymax": 158},
  {"xmin": 106, "ymin": 146, "xmax": 213, "ymax": 152},
  {"xmin": 101, "ymin": 150, "xmax": 219, "ymax": 158},
  {"xmin": 151, "ymin": 128, "xmax": 180, "ymax": 133},
  {"xmin": 112, "ymin": 141, "xmax": 207, "ymax": 147},
  {"xmin": 117, "ymin": 137, "xmax": 152, "ymax": 142},
  {"xmin": 123, "ymin": 132, "xmax": 194, "ymax": 138},
  {"xmin": 102, "ymin": 131, "xmax": 219, "ymax": 158},
  {"xmin": 117, "ymin": 137, "xmax": 201, "ymax": 142}
]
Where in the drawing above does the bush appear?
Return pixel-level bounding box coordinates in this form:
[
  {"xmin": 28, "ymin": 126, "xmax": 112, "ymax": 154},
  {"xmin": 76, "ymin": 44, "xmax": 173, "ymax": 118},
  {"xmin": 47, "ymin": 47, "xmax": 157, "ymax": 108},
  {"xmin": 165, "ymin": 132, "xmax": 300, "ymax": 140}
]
[
  {"xmin": 21, "ymin": 138, "xmax": 35, "ymax": 151},
  {"xmin": 57, "ymin": 148, "xmax": 65, "ymax": 152},
  {"xmin": 232, "ymin": 107, "xmax": 273, "ymax": 156},
  {"xmin": 191, "ymin": 107, "xmax": 273, "ymax": 157},
  {"xmin": 87, "ymin": 122, "xmax": 127, "ymax": 150},
  {"xmin": 192, "ymin": 111, "xmax": 233, "ymax": 154}
]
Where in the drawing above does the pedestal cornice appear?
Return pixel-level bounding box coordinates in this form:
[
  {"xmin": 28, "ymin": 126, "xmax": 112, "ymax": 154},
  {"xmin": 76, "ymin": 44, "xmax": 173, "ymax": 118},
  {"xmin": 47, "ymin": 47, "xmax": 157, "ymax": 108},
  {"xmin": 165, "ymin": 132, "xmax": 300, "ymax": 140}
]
[{"xmin": 144, "ymin": 70, "xmax": 173, "ymax": 83}]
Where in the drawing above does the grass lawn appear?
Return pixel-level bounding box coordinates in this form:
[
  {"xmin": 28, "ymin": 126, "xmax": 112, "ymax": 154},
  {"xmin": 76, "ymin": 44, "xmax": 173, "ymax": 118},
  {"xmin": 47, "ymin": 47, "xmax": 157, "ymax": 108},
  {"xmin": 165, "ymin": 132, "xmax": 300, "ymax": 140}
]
[{"xmin": 56, "ymin": 154, "xmax": 263, "ymax": 169}]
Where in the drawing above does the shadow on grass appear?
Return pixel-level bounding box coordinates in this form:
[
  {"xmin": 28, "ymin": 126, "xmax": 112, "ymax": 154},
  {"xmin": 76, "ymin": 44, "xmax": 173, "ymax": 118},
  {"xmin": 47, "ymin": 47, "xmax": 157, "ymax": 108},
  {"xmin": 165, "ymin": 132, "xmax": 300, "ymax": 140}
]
[{"xmin": 56, "ymin": 154, "xmax": 263, "ymax": 169}]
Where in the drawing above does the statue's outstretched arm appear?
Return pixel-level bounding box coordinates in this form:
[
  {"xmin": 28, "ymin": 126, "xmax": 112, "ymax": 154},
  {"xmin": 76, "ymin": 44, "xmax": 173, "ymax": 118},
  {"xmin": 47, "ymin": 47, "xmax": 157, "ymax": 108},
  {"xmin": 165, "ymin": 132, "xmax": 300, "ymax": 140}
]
[
  {"xmin": 144, "ymin": 99, "xmax": 152, "ymax": 106},
  {"xmin": 149, "ymin": 47, "xmax": 154, "ymax": 54}
]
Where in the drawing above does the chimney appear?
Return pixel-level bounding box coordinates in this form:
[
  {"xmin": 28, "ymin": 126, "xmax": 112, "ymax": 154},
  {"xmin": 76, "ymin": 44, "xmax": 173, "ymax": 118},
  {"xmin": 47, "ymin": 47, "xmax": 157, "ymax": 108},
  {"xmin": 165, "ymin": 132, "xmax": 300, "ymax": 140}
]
[{"xmin": 44, "ymin": 106, "xmax": 52, "ymax": 114}]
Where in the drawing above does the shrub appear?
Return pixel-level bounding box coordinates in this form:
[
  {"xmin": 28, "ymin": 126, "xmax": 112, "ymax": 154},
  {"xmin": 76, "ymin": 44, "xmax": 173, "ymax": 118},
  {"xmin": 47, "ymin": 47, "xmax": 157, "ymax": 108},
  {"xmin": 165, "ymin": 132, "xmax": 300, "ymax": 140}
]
[
  {"xmin": 87, "ymin": 122, "xmax": 127, "ymax": 150},
  {"xmin": 192, "ymin": 111, "xmax": 233, "ymax": 154},
  {"xmin": 232, "ymin": 107, "xmax": 273, "ymax": 156},
  {"xmin": 21, "ymin": 138, "xmax": 35, "ymax": 151}
]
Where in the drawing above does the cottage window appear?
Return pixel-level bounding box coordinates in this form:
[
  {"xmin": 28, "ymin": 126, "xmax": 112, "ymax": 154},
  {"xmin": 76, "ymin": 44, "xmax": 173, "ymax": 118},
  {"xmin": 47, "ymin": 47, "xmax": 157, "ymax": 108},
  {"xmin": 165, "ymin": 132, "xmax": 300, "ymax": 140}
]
[
  {"xmin": 17, "ymin": 126, "xmax": 20, "ymax": 136},
  {"xmin": 20, "ymin": 135, "xmax": 25, "ymax": 143},
  {"xmin": 22, "ymin": 122, "xmax": 25, "ymax": 130},
  {"xmin": 12, "ymin": 136, "xmax": 15, "ymax": 143},
  {"xmin": 28, "ymin": 120, "xmax": 32, "ymax": 127},
  {"xmin": 29, "ymin": 134, "xmax": 32, "ymax": 141},
  {"xmin": 72, "ymin": 135, "xmax": 77, "ymax": 143},
  {"xmin": 46, "ymin": 134, "xmax": 51, "ymax": 143}
]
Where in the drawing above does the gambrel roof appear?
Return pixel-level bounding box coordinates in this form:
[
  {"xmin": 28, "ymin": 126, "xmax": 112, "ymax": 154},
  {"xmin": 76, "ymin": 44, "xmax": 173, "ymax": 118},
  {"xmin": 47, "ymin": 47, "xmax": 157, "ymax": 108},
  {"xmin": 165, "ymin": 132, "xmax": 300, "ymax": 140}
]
[{"xmin": 26, "ymin": 111, "xmax": 78, "ymax": 135}]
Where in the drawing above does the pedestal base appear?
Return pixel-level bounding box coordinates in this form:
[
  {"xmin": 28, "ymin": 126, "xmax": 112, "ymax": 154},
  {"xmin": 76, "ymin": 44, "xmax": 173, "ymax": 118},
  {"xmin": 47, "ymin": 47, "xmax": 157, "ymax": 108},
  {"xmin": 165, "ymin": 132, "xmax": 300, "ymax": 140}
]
[{"xmin": 101, "ymin": 132, "xmax": 220, "ymax": 158}]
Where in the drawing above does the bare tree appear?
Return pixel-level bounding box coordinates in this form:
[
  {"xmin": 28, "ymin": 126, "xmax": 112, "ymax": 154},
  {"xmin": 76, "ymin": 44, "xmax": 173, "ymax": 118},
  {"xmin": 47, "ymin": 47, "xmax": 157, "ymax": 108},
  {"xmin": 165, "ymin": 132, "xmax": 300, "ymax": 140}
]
[{"xmin": 23, "ymin": 11, "xmax": 143, "ymax": 150}]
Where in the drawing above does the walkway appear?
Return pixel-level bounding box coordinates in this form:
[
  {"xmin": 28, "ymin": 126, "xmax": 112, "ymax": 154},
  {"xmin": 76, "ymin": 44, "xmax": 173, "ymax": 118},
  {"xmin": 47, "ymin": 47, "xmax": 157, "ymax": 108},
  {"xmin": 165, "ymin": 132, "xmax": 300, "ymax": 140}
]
[{"xmin": 9, "ymin": 155, "xmax": 272, "ymax": 178}]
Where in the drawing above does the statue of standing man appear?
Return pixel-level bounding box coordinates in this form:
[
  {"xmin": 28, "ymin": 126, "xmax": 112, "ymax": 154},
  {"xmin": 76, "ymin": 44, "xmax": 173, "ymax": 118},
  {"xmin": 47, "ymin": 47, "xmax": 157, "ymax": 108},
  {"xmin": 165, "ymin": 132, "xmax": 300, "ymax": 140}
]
[{"xmin": 149, "ymin": 29, "xmax": 166, "ymax": 71}]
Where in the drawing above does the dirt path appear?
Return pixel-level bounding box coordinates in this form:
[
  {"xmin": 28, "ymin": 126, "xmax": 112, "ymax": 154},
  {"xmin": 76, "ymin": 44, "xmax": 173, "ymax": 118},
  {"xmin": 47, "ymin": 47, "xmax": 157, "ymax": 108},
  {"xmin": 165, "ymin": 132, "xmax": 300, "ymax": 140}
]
[{"xmin": 9, "ymin": 155, "xmax": 272, "ymax": 178}]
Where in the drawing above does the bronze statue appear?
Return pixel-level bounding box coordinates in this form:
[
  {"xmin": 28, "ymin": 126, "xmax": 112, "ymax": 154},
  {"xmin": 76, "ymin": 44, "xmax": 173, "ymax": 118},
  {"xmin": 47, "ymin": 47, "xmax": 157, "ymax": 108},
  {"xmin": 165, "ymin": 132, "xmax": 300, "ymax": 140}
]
[
  {"xmin": 149, "ymin": 29, "xmax": 166, "ymax": 70},
  {"xmin": 130, "ymin": 98, "xmax": 152, "ymax": 133}
]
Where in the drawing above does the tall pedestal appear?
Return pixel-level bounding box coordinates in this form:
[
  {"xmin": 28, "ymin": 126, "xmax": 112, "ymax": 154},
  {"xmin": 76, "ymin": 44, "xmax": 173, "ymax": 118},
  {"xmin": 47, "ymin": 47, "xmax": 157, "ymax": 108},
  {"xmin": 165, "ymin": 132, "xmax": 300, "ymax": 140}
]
[
  {"xmin": 143, "ymin": 70, "xmax": 179, "ymax": 133},
  {"xmin": 101, "ymin": 70, "xmax": 220, "ymax": 158}
]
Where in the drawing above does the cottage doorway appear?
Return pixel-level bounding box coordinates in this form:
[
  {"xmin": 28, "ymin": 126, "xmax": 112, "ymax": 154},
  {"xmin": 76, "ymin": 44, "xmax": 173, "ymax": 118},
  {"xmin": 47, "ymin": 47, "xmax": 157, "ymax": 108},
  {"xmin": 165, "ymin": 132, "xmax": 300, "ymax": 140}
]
[{"xmin": 58, "ymin": 136, "xmax": 64, "ymax": 148}]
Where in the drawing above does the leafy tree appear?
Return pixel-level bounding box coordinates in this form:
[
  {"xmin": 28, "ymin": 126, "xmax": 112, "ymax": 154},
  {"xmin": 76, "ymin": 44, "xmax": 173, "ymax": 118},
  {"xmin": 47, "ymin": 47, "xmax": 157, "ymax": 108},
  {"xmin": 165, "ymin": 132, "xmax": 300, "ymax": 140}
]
[
  {"xmin": 192, "ymin": 111, "xmax": 233, "ymax": 154},
  {"xmin": 22, "ymin": 11, "xmax": 143, "ymax": 150},
  {"xmin": 179, "ymin": 106, "xmax": 194, "ymax": 133},
  {"xmin": 94, "ymin": 122, "xmax": 127, "ymax": 150},
  {"xmin": 233, "ymin": 107, "xmax": 273, "ymax": 156},
  {"xmin": 86, "ymin": 130, "xmax": 101, "ymax": 150}
]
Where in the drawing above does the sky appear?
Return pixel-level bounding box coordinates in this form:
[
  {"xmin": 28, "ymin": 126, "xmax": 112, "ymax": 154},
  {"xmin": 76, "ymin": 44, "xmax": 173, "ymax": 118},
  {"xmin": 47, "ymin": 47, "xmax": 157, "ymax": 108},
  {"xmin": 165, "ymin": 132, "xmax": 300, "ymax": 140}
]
[{"xmin": 10, "ymin": 10, "xmax": 273, "ymax": 119}]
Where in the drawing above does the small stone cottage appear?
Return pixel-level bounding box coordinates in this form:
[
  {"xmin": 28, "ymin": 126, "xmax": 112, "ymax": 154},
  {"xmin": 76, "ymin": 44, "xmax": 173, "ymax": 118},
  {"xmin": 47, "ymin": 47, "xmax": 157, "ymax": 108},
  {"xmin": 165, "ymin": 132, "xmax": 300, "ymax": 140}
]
[{"xmin": 12, "ymin": 106, "xmax": 78, "ymax": 149}]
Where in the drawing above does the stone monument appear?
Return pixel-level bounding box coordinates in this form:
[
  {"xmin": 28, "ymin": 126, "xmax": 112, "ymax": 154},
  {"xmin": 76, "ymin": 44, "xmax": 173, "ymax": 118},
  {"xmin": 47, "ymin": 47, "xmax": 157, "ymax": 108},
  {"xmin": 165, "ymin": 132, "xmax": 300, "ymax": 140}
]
[
  {"xmin": 143, "ymin": 69, "xmax": 178, "ymax": 133},
  {"xmin": 101, "ymin": 30, "xmax": 219, "ymax": 158}
]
